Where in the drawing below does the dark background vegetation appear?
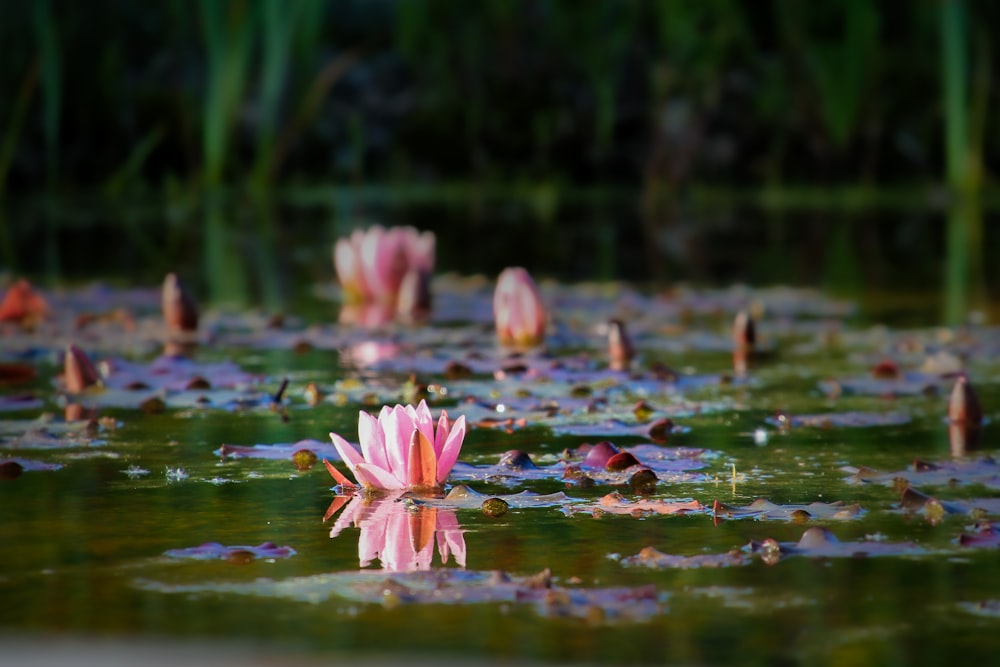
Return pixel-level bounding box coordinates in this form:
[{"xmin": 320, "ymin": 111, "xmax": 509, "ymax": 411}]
[{"xmin": 0, "ymin": 0, "xmax": 995, "ymax": 321}]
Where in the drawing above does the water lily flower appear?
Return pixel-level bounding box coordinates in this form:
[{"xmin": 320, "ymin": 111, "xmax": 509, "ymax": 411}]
[
  {"xmin": 493, "ymin": 267, "xmax": 546, "ymax": 347},
  {"xmin": 0, "ymin": 279, "xmax": 49, "ymax": 326},
  {"xmin": 333, "ymin": 225, "xmax": 435, "ymax": 305},
  {"xmin": 326, "ymin": 494, "xmax": 466, "ymax": 572},
  {"xmin": 327, "ymin": 400, "xmax": 466, "ymax": 490}
]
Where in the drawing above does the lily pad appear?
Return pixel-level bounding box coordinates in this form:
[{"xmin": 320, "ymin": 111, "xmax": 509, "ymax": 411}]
[
  {"xmin": 765, "ymin": 411, "xmax": 911, "ymax": 429},
  {"xmin": 133, "ymin": 568, "xmax": 664, "ymax": 622},
  {"xmin": 408, "ymin": 484, "xmax": 573, "ymax": 510},
  {"xmin": 215, "ymin": 438, "xmax": 339, "ymax": 461},
  {"xmin": 844, "ymin": 457, "xmax": 1000, "ymax": 490},
  {"xmin": 621, "ymin": 527, "xmax": 933, "ymax": 570},
  {"xmin": 566, "ymin": 492, "xmax": 704, "ymax": 517},
  {"xmin": 163, "ymin": 541, "xmax": 296, "ymax": 562}
]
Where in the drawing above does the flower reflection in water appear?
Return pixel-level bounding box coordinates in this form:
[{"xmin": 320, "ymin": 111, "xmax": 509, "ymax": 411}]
[{"xmin": 324, "ymin": 494, "xmax": 466, "ymax": 572}]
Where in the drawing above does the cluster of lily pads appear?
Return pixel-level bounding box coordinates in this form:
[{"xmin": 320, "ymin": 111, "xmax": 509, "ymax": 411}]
[{"xmin": 1, "ymin": 223, "xmax": 997, "ymax": 621}]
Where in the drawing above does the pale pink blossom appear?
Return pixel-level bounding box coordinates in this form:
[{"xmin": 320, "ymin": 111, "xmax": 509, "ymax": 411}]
[
  {"xmin": 327, "ymin": 400, "xmax": 466, "ymax": 490},
  {"xmin": 326, "ymin": 495, "xmax": 466, "ymax": 572},
  {"xmin": 333, "ymin": 225, "xmax": 435, "ymax": 304},
  {"xmin": 493, "ymin": 267, "xmax": 547, "ymax": 347}
]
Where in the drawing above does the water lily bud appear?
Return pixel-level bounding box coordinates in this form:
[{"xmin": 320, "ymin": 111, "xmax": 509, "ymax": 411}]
[
  {"xmin": 732, "ymin": 309, "xmax": 755, "ymax": 376},
  {"xmin": 162, "ymin": 273, "xmax": 199, "ymax": 333},
  {"xmin": 608, "ymin": 319, "xmax": 634, "ymax": 371},
  {"xmin": 64, "ymin": 344, "xmax": 101, "ymax": 394},
  {"xmin": 948, "ymin": 375, "xmax": 983, "ymax": 425},
  {"xmin": 493, "ymin": 267, "xmax": 547, "ymax": 348}
]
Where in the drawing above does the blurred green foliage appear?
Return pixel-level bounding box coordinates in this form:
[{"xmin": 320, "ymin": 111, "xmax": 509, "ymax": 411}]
[
  {"xmin": 1, "ymin": 0, "xmax": 992, "ymax": 193},
  {"xmin": 0, "ymin": 0, "xmax": 994, "ymax": 317}
]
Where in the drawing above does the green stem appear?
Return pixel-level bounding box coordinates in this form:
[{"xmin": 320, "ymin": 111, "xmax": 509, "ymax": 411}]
[{"xmin": 941, "ymin": 0, "xmax": 972, "ymax": 326}]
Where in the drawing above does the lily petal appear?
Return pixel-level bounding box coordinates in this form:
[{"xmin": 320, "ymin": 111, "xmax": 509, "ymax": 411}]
[
  {"xmin": 412, "ymin": 399, "xmax": 436, "ymax": 450},
  {"xmin": 407, "ymin": 428, "xmax": 438, "ymax": 489},
  {"xmin": 322, "ymin": 459, "xmax": 355, "ymax": 488},
  {"xmin": 358, "ymin": 410, "xmax": 390, "ymax": 472},
  {"xmin": 435, "ymin": 415, "xmax": 466, "ymax": 485},
  {"xmin": 329, "ymin": 432, "xmax": 365, "ymax": 479},
  {"xmin": 435, "ymin": 410, "xmax": 450, "ymax": 454},
  {"xmin": 355, "ymin": 461, "xmax": 406, "ymax": 490}
]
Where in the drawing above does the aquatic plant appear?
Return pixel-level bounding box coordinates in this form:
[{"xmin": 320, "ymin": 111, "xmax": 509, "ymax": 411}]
[
  {"xmin": 607, "ymin": 319, "xmax": 634, "ymax": 371},
  {"xmin": 62, "ymin": 344, "xmax": 100, "ymax": 394},
  {"xmin": 0, "ymin": 279, "xmax": 49, "ymax": 326},
  {"xmin": 333, "ymin": 225, "xmax": 435, "ymax": 306},
  {"xmin": 161, "ymin": 273, "xmax": 199, "ymax": 334},
  {"xmin": 493, "ymin": 267, "xmax": 547, "ymax": 348},
  {"xmin": 326, "ymin": 399, "xmax": 465, "ymax": 491}
]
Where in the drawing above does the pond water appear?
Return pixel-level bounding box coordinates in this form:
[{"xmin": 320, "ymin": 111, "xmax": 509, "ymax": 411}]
[{"xmin": 2, "ymin": 273, "xmax": 1000, "ymax": 666}]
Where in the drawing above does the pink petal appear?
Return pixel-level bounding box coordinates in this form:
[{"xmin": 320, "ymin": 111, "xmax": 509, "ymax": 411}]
[
  {"xmin": 334, "ymin": 238, "xmax": 368, "ymax": 299},
  {"xmin": 329, "ymin": 432, "xmax": 364, "ymax": 480},
  {"xmin": 435, "ymin": 415, "xmax": 466, "ymax": 485},
  {"xmin": 355, "ymin": 462, "xmax": 405, "ymax": 490},
  {"xmin": 357, "ymin": 511, "xmax": 389, "ymax": 568},
  {"xmin": 412, "ymin": 400, "xmax": 436, "ymax": 450},
  {"xmin": 436, "ymin": 510, "xmax": 466, "ymax": 568},
  {"xmin": 322, "ymin": 459, "xmax": 355, "ymax": 488},
  {"xmin": 358, "ymin": 411, "xmax": 389, "ymax": 471},
  {"xmin": 384, "ymin": 405, "xmax": 412, "ymax": 477},
  {"xmin": 435, "ymin": 410, "xmax": 450, "ymax": 454},
  {"xmin": 407, "ymin": 429, "xmax": 438, "ymax": 488},
  {"xmin": 381, "ymin": 510, "xmax": 426, "ymax": 572},
  {"xmin": 407, "ymin": 231, "xmax": 436, "ymax": 273}
]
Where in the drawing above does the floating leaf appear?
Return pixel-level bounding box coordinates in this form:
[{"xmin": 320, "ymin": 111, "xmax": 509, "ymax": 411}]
[
  {"xmin": 844, "ymin": 458, "xmax": 1000, "ymax": 490},
  {"xmin": 765, "ymin": 411, "xmax": 911, "ymax": 429},
  {"xmin": 567, "ymin": 492, "xmax": 704, "ymax": 518},
  {"xmin": 620, "ymin": 546, "xmax": 752, "ymax": 570},
  {"xmin": 134, "ymin": 568, "xmax": 664, "ymax": 622},
  {"xmin": 711, "ymin": 498, "xmax": 865, "ymax": 522},
  {"xmin": 216, "ymin": 439, "xmax": 338, "ymax": 461},
  {"xmin": 163, "ymin": 541, "xmax": 296, "ymax": 561},
  {"xmin": 408, "ymin": 484, "xmax": 572, "ymax": 510}
]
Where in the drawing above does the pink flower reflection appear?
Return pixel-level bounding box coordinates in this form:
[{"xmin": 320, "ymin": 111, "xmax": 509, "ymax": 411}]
[
  {"xmin": 325, "ymin": 494, "xmax": 466, "ymax": 572},
  {"xmin": 343, "ymin": 340, "xmax": 401, "ymax": 367},
  {"xmin": 338, "ymin": 302, "xmax": 395, "ymax": 328}
]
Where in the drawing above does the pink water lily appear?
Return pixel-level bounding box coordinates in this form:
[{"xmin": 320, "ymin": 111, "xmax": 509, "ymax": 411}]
[
  {"xmin": 326, "ymin": 495, "xmax": 466, "ymax": 572},
  {"xmin": 493, "ymin": 266, "xmax": 547, "ymax": 347},
  {"xmin": 334, "ymin": 225, "xmax": 435, "ymax": 304},
  {"xmin": 327, "ymin": 400, "xmax": 466, "ymax": 490}
]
